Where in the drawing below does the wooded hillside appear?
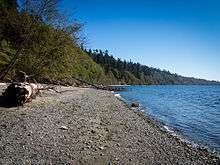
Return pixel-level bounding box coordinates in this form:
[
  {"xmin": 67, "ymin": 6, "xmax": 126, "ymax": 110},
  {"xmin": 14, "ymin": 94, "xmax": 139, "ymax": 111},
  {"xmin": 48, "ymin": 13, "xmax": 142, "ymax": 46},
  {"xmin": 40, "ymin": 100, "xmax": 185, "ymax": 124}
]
[{"xmin": 0, "ymin": 0, "xmax": 106, "ymax": 84}]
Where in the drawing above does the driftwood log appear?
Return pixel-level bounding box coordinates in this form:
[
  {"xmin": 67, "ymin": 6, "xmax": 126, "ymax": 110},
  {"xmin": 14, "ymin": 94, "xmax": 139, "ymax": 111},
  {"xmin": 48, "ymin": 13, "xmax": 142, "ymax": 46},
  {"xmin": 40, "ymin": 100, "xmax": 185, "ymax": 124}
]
[
  {"xmin": 2, "ymin": 71, "xmax": 52, "ymax": 106},
  {"xmin": 2, "ymin": 82, "xmax": 41, "ymax": 106}
]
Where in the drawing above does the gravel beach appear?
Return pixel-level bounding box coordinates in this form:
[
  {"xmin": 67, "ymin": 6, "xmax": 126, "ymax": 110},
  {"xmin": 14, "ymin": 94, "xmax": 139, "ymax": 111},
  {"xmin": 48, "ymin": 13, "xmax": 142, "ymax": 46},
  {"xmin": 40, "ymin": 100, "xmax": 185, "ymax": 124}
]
[{"xmin": 0, "ymin": 84, "xmax": 219, "ymax": 164}]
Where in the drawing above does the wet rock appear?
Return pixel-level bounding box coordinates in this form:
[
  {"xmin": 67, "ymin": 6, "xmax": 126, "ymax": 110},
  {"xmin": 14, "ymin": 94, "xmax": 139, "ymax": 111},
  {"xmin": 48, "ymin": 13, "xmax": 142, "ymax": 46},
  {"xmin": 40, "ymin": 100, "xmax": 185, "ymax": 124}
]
[{"xmin": 131, "ymin": 102, "xmax": 139, "ymax": 107}]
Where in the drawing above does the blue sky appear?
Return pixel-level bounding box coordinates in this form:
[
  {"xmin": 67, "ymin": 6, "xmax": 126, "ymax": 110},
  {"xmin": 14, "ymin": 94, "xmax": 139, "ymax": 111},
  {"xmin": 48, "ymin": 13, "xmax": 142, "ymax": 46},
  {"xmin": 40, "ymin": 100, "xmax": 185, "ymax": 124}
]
[{"xmin": 60, "ymin": 0, "xmax": 220, "ymax": 81}]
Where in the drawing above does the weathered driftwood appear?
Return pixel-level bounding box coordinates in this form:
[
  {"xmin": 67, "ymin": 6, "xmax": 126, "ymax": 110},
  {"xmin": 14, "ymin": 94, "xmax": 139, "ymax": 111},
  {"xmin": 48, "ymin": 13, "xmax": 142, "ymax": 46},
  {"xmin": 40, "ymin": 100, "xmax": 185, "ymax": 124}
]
[
  {"xmin": 2, "ymin": 81, "xmax": 60, "ymax": 106},
  {"xmin": 2, "ymin": 82, "xmax": 41, "ymax": 106},
  {"xmin": 40, "ymin": 77, "xmax": 125, "ymax": 91},
  {"xmin": 2, "ymin": 71, "xmax": 54, "ymax": 106},
  {"xmin": 72, "ymin": 77, "xmax": 126, "ymax": 91}
]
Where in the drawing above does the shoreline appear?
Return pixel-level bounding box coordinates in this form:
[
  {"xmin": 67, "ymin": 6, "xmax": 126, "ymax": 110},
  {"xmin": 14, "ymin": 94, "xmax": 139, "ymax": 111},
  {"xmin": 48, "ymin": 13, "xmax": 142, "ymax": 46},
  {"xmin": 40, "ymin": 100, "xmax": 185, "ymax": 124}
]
[
  {"xmin": 139, "ymin": 108, "xmax": 220, "ymax": 157},
  {"xmin": 114, "ymin": 92, "xmax": 220, "ymax": 157},
  {"xmin": 0, "ymin": 85, "xmax": 219, "ymax": 164}
]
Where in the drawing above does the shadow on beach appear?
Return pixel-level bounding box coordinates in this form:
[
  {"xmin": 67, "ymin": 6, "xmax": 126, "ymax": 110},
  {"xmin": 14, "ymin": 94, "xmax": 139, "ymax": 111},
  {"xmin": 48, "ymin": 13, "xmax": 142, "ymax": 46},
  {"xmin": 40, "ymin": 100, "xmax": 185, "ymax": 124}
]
[{"xmin": 0, "ymin": 95, "xmax": 18, "ymax": 108}]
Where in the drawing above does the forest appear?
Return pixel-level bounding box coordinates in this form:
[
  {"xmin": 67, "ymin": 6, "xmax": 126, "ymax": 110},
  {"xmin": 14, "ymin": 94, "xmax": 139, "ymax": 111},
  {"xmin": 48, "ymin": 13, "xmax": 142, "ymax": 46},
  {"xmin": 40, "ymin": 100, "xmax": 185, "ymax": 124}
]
[
  {"xmin": 86, "ymin": 49, "xmax": 220, "ymax": 85},
  {"xmin": 0, "ymin": 0, "xmax": 219, "ymax": 85}
]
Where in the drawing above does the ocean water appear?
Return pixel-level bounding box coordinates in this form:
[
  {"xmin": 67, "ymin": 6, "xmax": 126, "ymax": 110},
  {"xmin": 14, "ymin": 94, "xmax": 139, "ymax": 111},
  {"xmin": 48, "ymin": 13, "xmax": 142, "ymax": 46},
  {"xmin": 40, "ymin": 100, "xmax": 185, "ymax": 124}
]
[{"xmin": 115, "ymin": 85, "xmax": 220, "ymax": 153}]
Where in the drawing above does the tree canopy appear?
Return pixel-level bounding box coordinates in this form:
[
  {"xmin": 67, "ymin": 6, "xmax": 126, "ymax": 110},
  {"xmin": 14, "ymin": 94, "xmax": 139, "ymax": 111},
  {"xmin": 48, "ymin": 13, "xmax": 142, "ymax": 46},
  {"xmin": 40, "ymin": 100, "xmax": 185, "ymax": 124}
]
[
  {"xmin": 0, "ymin": 0, "xmax": 106, "ymax": 83},
  {"xmin": 86, "ymin": 49, "xmax": 220, "ymax": 85}
]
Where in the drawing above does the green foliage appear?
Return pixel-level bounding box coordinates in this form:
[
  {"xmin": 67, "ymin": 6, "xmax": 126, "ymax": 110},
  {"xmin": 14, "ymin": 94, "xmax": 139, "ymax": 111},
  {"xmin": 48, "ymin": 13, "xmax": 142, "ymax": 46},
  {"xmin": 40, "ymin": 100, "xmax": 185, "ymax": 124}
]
[
  {"xmin": 0, "ymin": 0, "xmax": 107, "ymax": 83},
  {"xmin": 0, "ymin": 40, "xmax": 15, "ymax": 66},
  {"xmin": 0, "ymin": 0, "xmax": 17, "ymax": 12}
]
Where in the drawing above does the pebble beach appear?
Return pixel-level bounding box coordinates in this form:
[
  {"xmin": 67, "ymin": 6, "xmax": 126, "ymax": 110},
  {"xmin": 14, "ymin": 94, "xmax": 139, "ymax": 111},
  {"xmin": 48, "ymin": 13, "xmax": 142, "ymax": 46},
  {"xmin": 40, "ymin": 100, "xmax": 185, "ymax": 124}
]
[{"xmin": 0, "ymin": 85, "xmax": 219, "ymax": 164}]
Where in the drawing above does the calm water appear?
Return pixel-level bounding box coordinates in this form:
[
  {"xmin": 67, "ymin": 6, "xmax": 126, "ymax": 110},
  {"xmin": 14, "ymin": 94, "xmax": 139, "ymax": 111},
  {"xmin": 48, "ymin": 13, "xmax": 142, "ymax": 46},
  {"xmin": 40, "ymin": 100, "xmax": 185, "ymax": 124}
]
[{"xmin": 115, "ymin": 85, "xmax": 220, "ymax": 153}]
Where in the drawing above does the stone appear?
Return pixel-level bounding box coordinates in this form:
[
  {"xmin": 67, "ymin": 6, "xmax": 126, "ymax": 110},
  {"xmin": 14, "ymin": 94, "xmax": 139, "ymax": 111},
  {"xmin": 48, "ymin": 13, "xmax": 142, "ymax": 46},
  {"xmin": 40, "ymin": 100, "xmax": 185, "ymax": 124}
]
[
  {"xmin": 131, "ymin": 102, "xmax": 139, "ymax": 107},
  {"xmin": 59, "ymin": 126, "xmax": 68, "ymax": 130},
  {"xmin": 99, "ymin": 146, "xmax": 104, "ymax": 150}
]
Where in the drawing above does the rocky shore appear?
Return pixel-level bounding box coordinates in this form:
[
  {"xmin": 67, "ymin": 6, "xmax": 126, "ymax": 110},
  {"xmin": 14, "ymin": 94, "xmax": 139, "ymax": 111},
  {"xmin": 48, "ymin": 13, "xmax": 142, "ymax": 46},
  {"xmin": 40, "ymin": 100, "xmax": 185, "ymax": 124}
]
[{"xmin": 0, "ymin": 84, "xmax": 219, "ymax": 164}]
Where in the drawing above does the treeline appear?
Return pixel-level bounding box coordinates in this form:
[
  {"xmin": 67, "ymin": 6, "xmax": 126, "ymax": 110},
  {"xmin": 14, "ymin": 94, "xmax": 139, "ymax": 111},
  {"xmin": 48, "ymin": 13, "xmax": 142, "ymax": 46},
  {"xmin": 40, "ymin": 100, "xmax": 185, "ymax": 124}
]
[{"xmin": 86, "ymin": 49, "xmax": 220, "ymax": 85}]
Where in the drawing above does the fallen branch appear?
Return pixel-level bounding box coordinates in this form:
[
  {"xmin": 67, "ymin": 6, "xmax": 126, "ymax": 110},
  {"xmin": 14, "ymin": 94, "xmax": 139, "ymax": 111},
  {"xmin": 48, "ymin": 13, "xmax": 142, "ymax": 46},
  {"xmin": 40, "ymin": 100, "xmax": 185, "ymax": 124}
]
[{"xmin": 72, "ymin": 77, "xmax": 125, "ymax": 91}]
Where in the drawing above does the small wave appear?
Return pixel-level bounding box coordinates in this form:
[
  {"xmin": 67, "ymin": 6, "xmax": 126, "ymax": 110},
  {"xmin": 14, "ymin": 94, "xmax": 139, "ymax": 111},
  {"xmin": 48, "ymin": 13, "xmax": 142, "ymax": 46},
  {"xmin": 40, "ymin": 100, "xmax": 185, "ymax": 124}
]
[
  {"xmin": 162, "ymin": 125, "xmax": 220, "ymax": 156},
  {"xmin": 163, "ymin": 125, "xmax": 197, "ymax": 145},
  {"xmin": 114, "ymin": 93, "xmax": 128, "ymax": 103},
  {"xmin": 163, "ymin": 125, "xmax": 175, "ymax": 134},
  {"xmin": 114, "ymin": 94, "xmax": 121, "ymax": 98}
]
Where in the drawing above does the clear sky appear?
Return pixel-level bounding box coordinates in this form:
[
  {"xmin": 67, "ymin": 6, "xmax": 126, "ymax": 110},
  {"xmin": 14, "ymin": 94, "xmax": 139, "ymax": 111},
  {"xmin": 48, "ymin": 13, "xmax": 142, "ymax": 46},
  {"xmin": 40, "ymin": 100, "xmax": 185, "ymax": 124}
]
[{"xmin": 60, "ymin": 0, "xmax": 220, "ymax": 81}]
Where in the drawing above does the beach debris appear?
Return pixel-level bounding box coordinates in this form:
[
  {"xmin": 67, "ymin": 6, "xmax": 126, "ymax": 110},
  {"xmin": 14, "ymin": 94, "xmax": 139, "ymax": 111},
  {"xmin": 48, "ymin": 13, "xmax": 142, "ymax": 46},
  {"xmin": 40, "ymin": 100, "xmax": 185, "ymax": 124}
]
[
  {"xmin": 1, "ymin": 71, "xmax": 60, "ymax": 106},
  {"xmin": 99, "ymin": 146, "xmax": 104, "ymax": 150},
  {"xmin": 42, "ymin": 76, "xmax": 125, "ymax": 91},
  {"xmin": 59, "ymin": 126, "xmax": 68, "ymax": 130},
  {"xmin": 131, "ymin": 102, "xmax": 139, "ymax": 108},
  {"xmin": 2, "ymin": 82, "xmax": 59, "ymax": 107},
  {"xmin": 116, "ymin": 143, "xmax": 120, "ymax": 147},
  {"xmin": 2, "ymin": 82, "xmax": 41, "ymax": 106}
]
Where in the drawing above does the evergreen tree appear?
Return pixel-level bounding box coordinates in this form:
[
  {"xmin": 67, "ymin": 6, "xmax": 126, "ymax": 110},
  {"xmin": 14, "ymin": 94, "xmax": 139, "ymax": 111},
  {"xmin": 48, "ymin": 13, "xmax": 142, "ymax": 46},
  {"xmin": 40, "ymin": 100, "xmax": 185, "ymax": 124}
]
[{"xmin": 85, "ymin": 49, "xmax": 219, "ymax": 85}]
